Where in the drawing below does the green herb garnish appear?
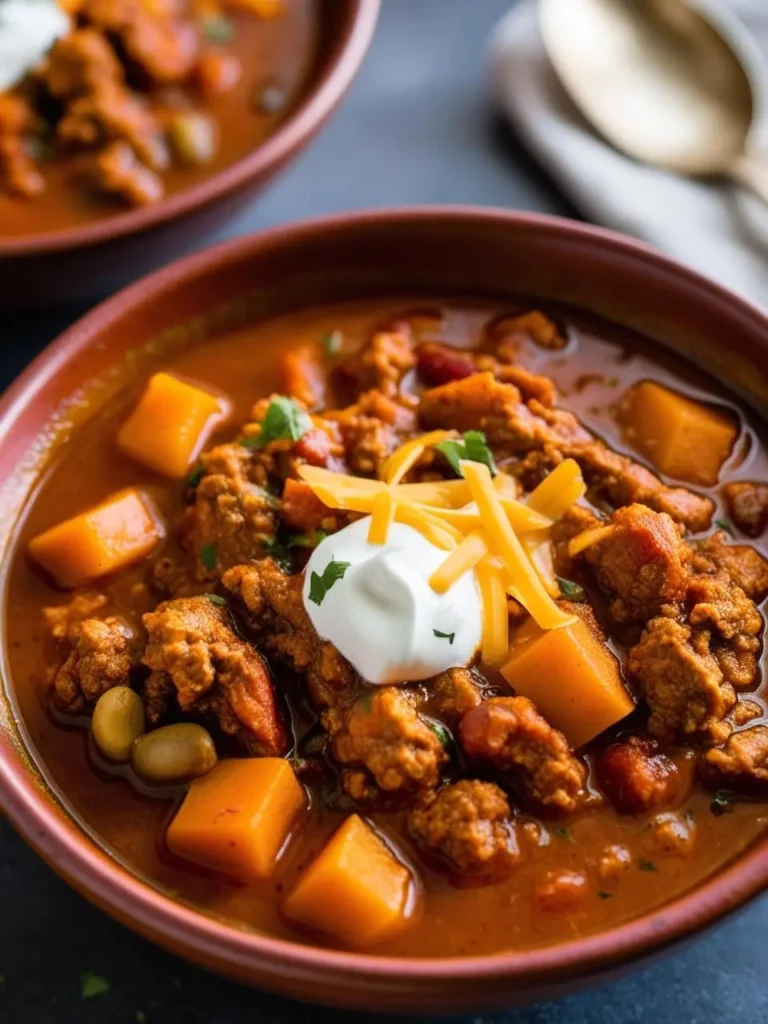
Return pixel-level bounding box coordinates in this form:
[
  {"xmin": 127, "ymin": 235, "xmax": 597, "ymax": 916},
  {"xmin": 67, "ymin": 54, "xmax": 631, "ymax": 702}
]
[
  {"xmin": 199, "ymin": 543, "xmax": 217, "ymax": 571},
  {"xmin": 711, "ymin": 790, "xmax": 735, "ymax": 816},
  {"xmin": 597, "ymin": 891, "xmax": 613, "ymax": 900},
  {"xmin": 241, "ymin": 396, "xmax": 311, "ymax": 450},
  {"xmin": 427, "ymin": 720, "xmax": 452, "ymax": 748},
  {"xmin": 287, "ymin": 528, "xmax": 330, "ymax": 549},
  {"xmin": 436, "ymin": 430, "xmax": 497, "ymax": 478},
  {"xmin": 81, "ymin": 971, "xmax": 110, "ymax": 999},
  {"xmin": 433, "ymin": 628, "xmax": 456, "ymax": 645},
  {"xmin": 186, "ymin": 463, "xmax": 204, "ymax": 488},
  {"xmin": 202, "ymin": 15, "xmax": 234, "ymax": 43},
  {"xmin": 639, "ymin": 860, "xmax": 659, "ymax": 872},
  {"xmin": 308, "ymin": 558, "xmax": 351, "ymax": 605},
  {"xmin": 323, "ymin": 329, "xmax": 343, "ymax": 356},
  {"xmin": 263, "ymin": 536, "xmax": 293, "ymax": 573},
  {"xmin": 204, "ymin": 593, "xmax": 226, "ymax": 606},
  {"xmin": 553, "ymin": 827, "xmax": 575, "ymax": 843},
  {"xmin": 715, "ymin": 518, "xmax": 734, "ymax": 535},
  {"xmin": 556, "ymin": 577, "xmax": 586, "ymax": 602}
]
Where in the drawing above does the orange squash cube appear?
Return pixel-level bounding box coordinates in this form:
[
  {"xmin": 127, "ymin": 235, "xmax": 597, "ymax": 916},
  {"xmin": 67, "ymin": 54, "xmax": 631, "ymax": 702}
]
[
  {"xmin": 117, "ymin": 372, "xmax": 229, "ymax": 479},
  {"xmin": 501, "ymin": 617, "xmax": 634, "ymax": 749},
  {"xmin": 167, "ymin": 758, "xmax": 306, "ymax": 881},
  {"xmin": 621, "ymin": 381, "xmax": 737, "ymax": 486},
  {"xmin": 28, "ymin": 489, "xmax": 164, "ymax": 588},
  {"xmin": 283, "ymin": 814, "xmax": 416, "ymax": 948}
]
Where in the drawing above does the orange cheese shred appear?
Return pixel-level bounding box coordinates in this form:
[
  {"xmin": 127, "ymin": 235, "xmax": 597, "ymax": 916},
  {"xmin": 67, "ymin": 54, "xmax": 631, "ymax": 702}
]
[
  {"xmin": 568, "ymin": 524, "xmax": 615, "ymax": 558},
  {"xmin": 367, "ymin": 489, "xmax": 396, "ymax": 545},
  {"xmin": 476, "ymin": 559, "xmax": 510, "ymax": 667},
  {"xmin": 381, "ymin": 430, "xmax": 458, "ymax": 486},
  {"xmin": 526, "ymin": 459, "xmax": 585, "ymax": 518},
  {"xmin": 429, "ymin": 531, "xmax": 489, "ymax": 594}
]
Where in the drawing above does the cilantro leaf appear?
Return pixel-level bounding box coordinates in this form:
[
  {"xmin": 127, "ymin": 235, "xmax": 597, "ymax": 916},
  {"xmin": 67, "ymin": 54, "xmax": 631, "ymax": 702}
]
[
  {"xmin": 711, "ymin": 790, "xmax": 735, "ymax": 816},
  {"xmin": 436, "ymin": 430, "xmax": 497, "ymax": 477},
  {"xmin": 715, "ymin": 518, "xmax": 734, "ymax": 535},
  {"xmin": 81, "ymin": 971, "xmax": 110, "ymax": 999},
  {"xmin": 639, "ymin": 860, "xmax": 659, "ymax": 872},
  {"xmin": 263, "ymin": 536, "xmax": 293, "ymax": 573},
  {"xmin": 433, "ymin": 628, "xmax": 455, "ymax": 645},
  {"xmin": 323, "ymin": 329, "xmax": 343, "ymax": 356},
  {"xmin": 199, "ymin": 543, "xmax": 217, "ymax": 571},
  {"xmin": 241, "ymin": 397, "xmax": 311, "ymax": 450},
  {"xmin": 186, "ymin": 464, "xmax": 204, "ymax": 489},
  {"xmin": 202, "ymin": 15, "xmax": 234, "ymax": 43},
  {"xmin": 557, "ymin": 576, "xmax": 586, "ymax": 602},
  {"xmin": 427, "ymin": 720, "xmax": 452, "ymax": 748},
  {"xmin": 553, "ymin": 827, "xmax": 575, "ymax": 843},
  {"xmin": 308, "ymin": 559, "xmax": 350, "ymax": 605},
  {"xmin": 204, "ymin": 593, "xmax": 226, "ymax": 606},
  {"xmin": 287, "ymin": 528, "xmax": 329, "ymax": 549}
]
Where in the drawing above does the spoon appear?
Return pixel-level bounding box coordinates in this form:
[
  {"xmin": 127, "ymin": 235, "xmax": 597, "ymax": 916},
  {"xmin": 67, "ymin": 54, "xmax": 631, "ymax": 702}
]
[{"xmin": 539, "ymin": 0, "xmax": 768, "ymax": 202}]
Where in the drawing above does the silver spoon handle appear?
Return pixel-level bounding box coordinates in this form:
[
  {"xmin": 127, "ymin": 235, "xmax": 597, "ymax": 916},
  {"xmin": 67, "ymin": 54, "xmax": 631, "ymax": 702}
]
[{"xmin": 731, "ymin": 153, "xmax": 768, "ymax": 205}]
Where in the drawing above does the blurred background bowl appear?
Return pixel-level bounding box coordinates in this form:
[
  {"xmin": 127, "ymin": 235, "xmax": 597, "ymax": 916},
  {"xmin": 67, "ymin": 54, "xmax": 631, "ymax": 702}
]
[{"xmin": 0, "ymin": 0, "xmax": 379, "ymax": 309}]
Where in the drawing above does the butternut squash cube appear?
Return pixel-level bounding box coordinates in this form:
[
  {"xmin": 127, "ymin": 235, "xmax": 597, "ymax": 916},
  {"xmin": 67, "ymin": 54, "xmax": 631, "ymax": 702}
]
[
  {"xmin": 117, "ymin": 372, "xmax": 229, "ymax": 479},
  {"xmin": 28, "ymin": 489, "xmax": 164, "ymax": 588},
  {"xmin": 283, "ymin": 814, "xmax": 415, "ymax": 948},
  {"xmin": 167, "ymin": 758, "xmax": 306, "ymax": 881},
  {"xmin": 621, "ymin": 381, "xmax": 736, "ymax": 486},
  {"xmin": 501, "ymin": 617, "xmax": 634, "ymax": 749}
]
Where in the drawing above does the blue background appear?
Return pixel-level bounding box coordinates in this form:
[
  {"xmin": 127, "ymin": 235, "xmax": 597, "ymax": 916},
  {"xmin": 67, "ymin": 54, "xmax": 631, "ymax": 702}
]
[{"xmin": 1, "ymin": 1, "xmax": 766, "ymax": 1020}]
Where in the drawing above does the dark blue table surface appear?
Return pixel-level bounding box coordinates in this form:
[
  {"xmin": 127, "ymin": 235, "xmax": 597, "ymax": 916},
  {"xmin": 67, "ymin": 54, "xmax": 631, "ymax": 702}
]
[{"xmin": 1, "ymin": 1, "xmax": 766, "ymax": 1021}]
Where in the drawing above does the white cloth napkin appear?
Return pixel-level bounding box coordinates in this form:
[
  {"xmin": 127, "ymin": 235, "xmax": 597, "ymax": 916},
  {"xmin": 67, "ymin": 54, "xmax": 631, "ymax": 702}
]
[{"xmin": 490, "ymin": 0, "xmax": 768, "ymax": 306}]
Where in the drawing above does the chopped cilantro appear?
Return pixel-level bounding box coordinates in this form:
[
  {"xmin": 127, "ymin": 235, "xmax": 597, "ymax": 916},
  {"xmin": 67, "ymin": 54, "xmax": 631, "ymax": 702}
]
[
  {"xmin": 715, "ymin": 518, "xmax": 734, "ymax": 535},
  {"xmin": 639, "ymin": 860, "xmax": 659, "ymax": 872},
  {"xmin": 240, "ymin": 397, "xmax": 311, "ymax": 450},
  {"xmin": 199, "ymin": 543, "xmax": 217, "ymax": 571},
  {"xmin": 323, "ymin": 329, "xmax": 343, "ymax": 356},
  {"xmin": 433, "ymin": 628, "xmax": 456, "ymax": 645},
  {"xmin": 81, "ymin": 971, "xmax": 110, "ymax": 999},
  {"xmin": 308, "ymin": 558, "xmax": 350, "ymax": 605},
  {"xmin": 553, "ymin": 827, "xmax": 575, "ymax": 843},
  {"xmin": 186, "ymin": 463, "xmax": 204, "ymax": 488},
  {"xmin": 202, "ymin": 15, "xmax": 234, "ymax": 43},
  {"xmin": 436, "ymin": 430, "xmax": 497, "ymax": 478},
  {"xmin": 204, "ymin": 593, "xmax": 226, "ymax": 606},
  {"xmin": 427, "ymin": 720, "xmax": 452, "ymax": 748},
  {"xmin": 287, "ymin": 528, "xmax": 329, "ymax": 549},
  {"xmin": 597, "ymin": 891, "xmax": 613, "ymax": 900},
  {"xmin": 263, "ymin": 537, "xmax": 293, "ymax": 573},
  {"xmin": 711, "ymin": 790, "xmax": 735, "ymax": 816},
  {"xmin": 556, "ymin": 577, "xmax": 586, "ymax": 602}
]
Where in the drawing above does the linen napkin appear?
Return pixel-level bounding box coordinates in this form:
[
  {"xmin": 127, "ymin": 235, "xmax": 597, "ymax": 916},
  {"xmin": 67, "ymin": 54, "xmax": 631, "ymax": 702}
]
[{"xmin": 490, "ymin": 0, "xmax": 768, "ymax": 306}]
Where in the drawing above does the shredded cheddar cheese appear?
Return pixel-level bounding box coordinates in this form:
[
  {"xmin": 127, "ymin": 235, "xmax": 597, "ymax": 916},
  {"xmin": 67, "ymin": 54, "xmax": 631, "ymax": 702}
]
[
  {"xmin": 382, "ymin": 430, "xmax": 458, "ymax": 486},
  {"xmin": 367, "ymin": 489, "xmax": 395, "ymax": 545},
  {"xmin": 429, "ymin": 531, "xmax": 489, "ymax": 594}
]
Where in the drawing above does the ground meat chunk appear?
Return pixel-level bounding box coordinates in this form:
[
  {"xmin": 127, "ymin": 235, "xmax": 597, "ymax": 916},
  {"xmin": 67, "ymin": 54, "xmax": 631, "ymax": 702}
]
[
  {"xmin": 88, "ymin": 139, "xmax": 164, "ymax": 205},
  {"xmin": 550, "ymin": 503, "xmax": 604, "ymax": 577},
  {"xmin": 696, "ymin": 532, "xmax": 768, "ymax": 602},
  {"xmin": 38, "ymin": 29, "xmax": 124, "ymax": 100},
  {"xmin": 489, "ymin": 311, "xmax": 567, "ymax": 352},
  {"xmin": 596, "ymin": 736, "xmax": 683, "ymax": 815},
  {"xmin": 408, "ymin": 780, "xmax": 520, "ymax": 879},
  {"xmin": 324, "ymin": 688, "xmax": 447, "ymax": 794},
  {"xmin": 628, "ymin": 618, "xmax": 734, "ymax": 743},
  {"xmin": 328, "ymin": 388, "xmax": 417, "ymax": 476},
  {"xmin": 429, "ymin": 667, "xmax": 486, "ymax": 723},
  {"xmin": 723, "ymin": 481, "xmax": 768, "ymax": 538},
  {"xmin": 582, "ymin": 504, "xmax": 688, "ymax": 621},
  {"xmin": 335, "ymin": 325, "xmax": 416, "ymax": 397},
  {"xmin": 687, "ymin": 571, "xmax": 762, "ymax": 689},
  {"xmin": 700, "ymin": 725, "xmax": 768, "ymax": 796},
  {"xmin": 58, "ymin": 83, "xmax": 169, "ymax": 170},
  {"xmin": 460, "ymin": 696, "xmax": 587, "ymax": 813},
  {"xmin": 50, "ymin": 616, "xmax": 134, "ymax": 713},
  {"xmin": 0, "ymin": 136, "xmax": 45, "ymax": 198},
  {"xmin": 279, "ymin": 479, "xmax": 347, "ymax": 534},
  {"xmin": 496, "ymin": 364, "xmax": 557, "ymax": 407},
  {"xmin": 535, "ymin": 869, "xmax": 588, "ymax": 911},
  {"xmin": 222, "ymin": 560, "xmax": 359, "ymax": 710},
  {"xmin": 43, "ymin": 593, "xmax": 108, "ymax": 643},
  {"xmin": 188, "ymin": 443, "xmax": 279, "ymax": 579},
  {"xmin": 142, "ymin": 596, "xmax": 286, "ymax": 755}
]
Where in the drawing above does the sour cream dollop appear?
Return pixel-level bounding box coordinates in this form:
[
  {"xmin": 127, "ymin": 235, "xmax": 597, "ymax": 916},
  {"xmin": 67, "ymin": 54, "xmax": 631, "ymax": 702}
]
[
  {"xmin": 0, "ymin": 0, "xmax": 70, "ymax": 93},
  {"xmin": 302, "ymin": 517, "xmax": 482, "ymax": 685}
]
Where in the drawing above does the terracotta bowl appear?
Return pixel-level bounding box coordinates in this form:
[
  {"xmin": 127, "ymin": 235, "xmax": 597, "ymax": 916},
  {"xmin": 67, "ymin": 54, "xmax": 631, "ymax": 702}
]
[
  {"xmin": 0, "ymin": 0, "xmax": 379, "ymax": 309},
  {"xmin": 1, "ymin": 209, "xmax": 767, "ymax": 1013}
]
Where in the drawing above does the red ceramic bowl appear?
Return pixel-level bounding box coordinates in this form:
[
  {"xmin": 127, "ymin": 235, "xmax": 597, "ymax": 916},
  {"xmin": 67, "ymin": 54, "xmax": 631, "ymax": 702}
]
[
  {"xmin": 0, "ymin": 0, "xmax": 379, "ymax": 308},
  {"xmin": 0, "ymin": 209, "xmax": 767, "ymax": 1013}
]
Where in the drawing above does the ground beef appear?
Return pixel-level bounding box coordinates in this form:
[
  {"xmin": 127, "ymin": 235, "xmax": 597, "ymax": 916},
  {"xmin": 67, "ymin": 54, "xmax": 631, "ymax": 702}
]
[
  {"xmin": 687, "ymin": 571, "xmax": 762, "ymax": 689},
  {"xmin": 38, "ymin": 29, "xmax": 124, "ymax": 100},
  {"xmin": 58, "ymin": 84, "xmax": 169, "ymax": 171},
  {"xmin": 279, "ymin": 479, "xmax": 347, "ymax": 534},
  {"xmin": 596, "ymin": 736, "xmax": 683, "ymax": 815},
  {"xmin": 188, "ymin": 443, "xmax": 279, "ymax": 579},
  {"xmin": 324, "ymin": 688, "xmax": 447, "ymax": 794},
  {"xmin": 142, "ymin": 596, "xmax": 286, "ymax": 755},
  {"xmin": 429, "ymin": 667, "xmax": 486, "ymax": 723},
  {"xmin": 696, "ymin": 533, "xmax": 768, "ymax": 602},
  {"xmin": 408, "ymin": 780, "xmax": 520, "ymax": 879},
  {"xmin": 43, "ymin": 593, "xmax": 109, "ymax": 643},
  {"xmin": 496, "ymin": 364, "xmax": 558, "ymax": 407},
  {"xmin": 335, "ymin": 324, "xmax": 416, "ymax": 398},
  {"xmin": 723, "ymin": 481, "xmax": 768, "ymax": 538},
  {"xmin": 0, "ymin": 94, "xmax": 44, "ymax": 198},
  {"xmin": 459, "ymin": 696, "xmax": 587, "ymax": 813},
  {"xmin": 628, "ymin": 618, "xmax": 734, "ymax": 744},
  {"xmin": 90, "ymin": 139, "xmax": 165, "ymax": 205},
  {"xmin": 49, "ymin": 615, "xmax": 135, "ymax": 713},
  {"xmin": 549, "ymin": 503, "xmax": 604, "ymax": 577},
  {"xmin": 700, "ymin": 725, "xmax": 768, "ymax": 796},
  {"xmin": 419, "ymin": 372, "xmax": 713, "ymax": 531},
  {"xmin": 583, "ymin": 504, "xmax": 688, "ymax": 622},
  {"xmin": 328, "ymin": 388, "xmax": 417, "ymax": 476},
  {"xmin": 489, "ymin": 311, "xmax": 568, "ymax": 352},
  {"xmin": 222, "ymin": 560, "xmax": 359, "ymax": 710}
]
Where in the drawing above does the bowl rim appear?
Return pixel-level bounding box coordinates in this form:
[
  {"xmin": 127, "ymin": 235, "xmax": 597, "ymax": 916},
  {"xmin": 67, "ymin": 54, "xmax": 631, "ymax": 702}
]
[
  {"xmin": 1, "ymin": 205, "xmax": 767, "ymax": 991},
  {"xmin": 0, "ymin": 0, "xmax": 380, "ymax": 259}
]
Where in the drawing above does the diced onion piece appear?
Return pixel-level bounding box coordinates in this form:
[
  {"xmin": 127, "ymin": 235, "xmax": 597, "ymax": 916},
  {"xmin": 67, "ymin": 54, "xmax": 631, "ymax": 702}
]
[
  {"xmin": 394, "ymin": 504, "xmax": 457, "ymax": 550},
  {"xmin": 367, "ymin": 489, "xmax": 395, "ymax": 545},
  {"xmin": 568, "ymin": 524, "xmax": 616, "ymax": 558},
  {"xmin": 526, "ymin": 459, "xmax": 585, "ymax": 519},
  {"xmin": 476, "ymin": 559, "xmax": 510, "ymax": 667},
  {"xmin": 461, "ymin": 461, "xmax": 574, "ymax": 630},
  {"xmin": 382, "ymin": 430, "xmax": 457, "ymax": 486},
  {"xmin": 429, "ymin": 530, "xmax": 489, "ymax": 594}
]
